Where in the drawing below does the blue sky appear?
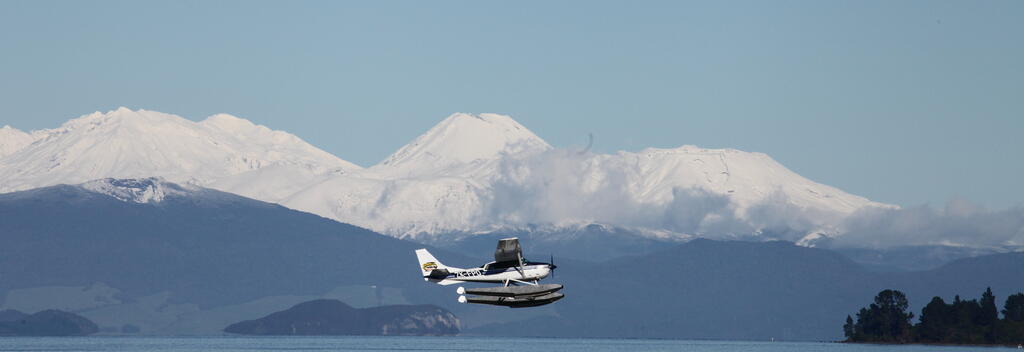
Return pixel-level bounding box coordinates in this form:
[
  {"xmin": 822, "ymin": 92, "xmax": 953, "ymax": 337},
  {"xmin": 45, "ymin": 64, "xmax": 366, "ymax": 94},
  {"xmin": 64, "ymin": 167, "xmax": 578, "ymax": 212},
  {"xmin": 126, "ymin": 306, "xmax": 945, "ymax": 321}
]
[{"xmin": 1, "ymin": 1, "xmax": 1021, "ymax": 208}]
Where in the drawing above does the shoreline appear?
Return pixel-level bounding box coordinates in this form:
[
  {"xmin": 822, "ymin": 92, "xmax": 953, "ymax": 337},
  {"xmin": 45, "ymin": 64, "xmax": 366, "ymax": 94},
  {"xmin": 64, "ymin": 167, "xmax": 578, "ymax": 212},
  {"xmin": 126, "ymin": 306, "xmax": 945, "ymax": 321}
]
[{"xmin": 841, "ymin": 340, "xmax": 1024, "ymax": 349}]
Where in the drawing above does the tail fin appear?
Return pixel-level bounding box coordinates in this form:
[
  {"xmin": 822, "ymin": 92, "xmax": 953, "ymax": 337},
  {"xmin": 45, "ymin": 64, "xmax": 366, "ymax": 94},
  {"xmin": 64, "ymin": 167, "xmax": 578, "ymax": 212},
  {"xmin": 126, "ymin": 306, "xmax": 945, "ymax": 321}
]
[
  {"xmin": 415, "ymin": 249, "xmax": 463, "ymax": 285},
  {"xmin": 415, "ymin": 248, "xmax": 447, "ymax": 277}
]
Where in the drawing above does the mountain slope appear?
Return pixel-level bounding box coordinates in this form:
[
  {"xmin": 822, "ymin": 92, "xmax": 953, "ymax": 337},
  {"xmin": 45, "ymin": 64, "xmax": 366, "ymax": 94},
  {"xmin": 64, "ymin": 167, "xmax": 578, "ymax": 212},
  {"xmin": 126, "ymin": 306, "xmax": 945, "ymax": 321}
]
[{"xmin": 616, "ymin": 146, "xmax": 877, "ymax": 217}]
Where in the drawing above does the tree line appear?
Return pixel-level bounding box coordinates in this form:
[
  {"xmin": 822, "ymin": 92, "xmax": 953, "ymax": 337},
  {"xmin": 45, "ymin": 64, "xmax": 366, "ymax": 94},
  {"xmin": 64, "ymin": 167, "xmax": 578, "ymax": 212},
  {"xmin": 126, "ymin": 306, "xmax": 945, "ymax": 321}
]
[{"xmin": 844, "ymin": 288, "xmax": 1024, "ymax": 345}]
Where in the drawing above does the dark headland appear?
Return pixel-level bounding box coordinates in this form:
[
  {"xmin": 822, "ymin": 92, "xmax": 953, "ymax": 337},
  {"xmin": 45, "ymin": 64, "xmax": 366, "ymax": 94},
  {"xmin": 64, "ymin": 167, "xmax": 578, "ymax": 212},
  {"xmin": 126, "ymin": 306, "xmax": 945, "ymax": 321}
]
[
  {"xmin": 0, "ymin": 309, "xmax": 99, "ymax": 336},
  {"xmin": 224, "ymin": 299, "xmax": 460, "ymax": 336}
]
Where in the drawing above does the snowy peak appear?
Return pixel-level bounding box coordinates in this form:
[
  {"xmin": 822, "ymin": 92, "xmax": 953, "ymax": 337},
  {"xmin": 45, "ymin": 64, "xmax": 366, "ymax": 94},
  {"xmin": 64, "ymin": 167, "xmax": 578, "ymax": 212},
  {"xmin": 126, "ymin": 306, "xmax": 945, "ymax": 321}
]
[
  {"xmin": 377, "ymin": 113, "xmax": 551, "ymax": 172},
  {"xmin": 81, "ymin": 177, "xmax": 193, "ymax": 203},
  {"xmin": 201, "ymin": 113, "xmax": 258, "ymax": 132},
  {"xmin": 50, "ymin": 107, "xmax": 189, "ymax": 135},
  {"xmin": 201, "ymin": 113, "xmax": 282, "ymax": 141},
  {"xmin": 0, "ymin": 108, "xmax": 359, "ymax": 193},
  {"xmin": 0, "ymin": 125, "xmax": 34, "ymax": 158}
]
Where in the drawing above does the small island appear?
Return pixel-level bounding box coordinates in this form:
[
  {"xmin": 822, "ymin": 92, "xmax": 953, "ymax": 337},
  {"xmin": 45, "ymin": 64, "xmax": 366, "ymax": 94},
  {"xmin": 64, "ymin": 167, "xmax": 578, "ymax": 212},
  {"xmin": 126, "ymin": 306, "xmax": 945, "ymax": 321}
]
[
  {"xmin": 0, "ymin": 309, "xmax": 99, "ymax": 336},
  {"xmin": 844, "ymin": 288, "xmax": 1024, "ymax": 346},
  {"xmin": 224, "ymin": 299, "xmax": 460, "ymax": 336}
]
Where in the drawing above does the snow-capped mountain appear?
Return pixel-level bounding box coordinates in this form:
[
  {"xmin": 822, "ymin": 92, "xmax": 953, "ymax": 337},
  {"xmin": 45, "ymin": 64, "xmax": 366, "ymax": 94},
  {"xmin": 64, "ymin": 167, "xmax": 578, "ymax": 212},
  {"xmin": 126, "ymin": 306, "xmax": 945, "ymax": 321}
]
[
  {"xmin": 0, "ymin": 108, "xmax": 358, "ymax": 199},
  {"xmin": 0, "ymin": 108, "xmax": 892, "ymax": 244},
  {"xmin": 278, "ymin": 113, "xmax": 551, "ymax": 236}
]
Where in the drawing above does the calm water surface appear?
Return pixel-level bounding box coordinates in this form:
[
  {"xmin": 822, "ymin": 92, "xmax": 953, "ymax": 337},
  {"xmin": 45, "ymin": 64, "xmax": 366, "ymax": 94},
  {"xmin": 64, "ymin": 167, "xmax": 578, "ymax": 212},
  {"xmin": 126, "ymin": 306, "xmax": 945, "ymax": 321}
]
[{"xmin": 0, "ymin": 336, "xmax": 1019, "ymax": 352}]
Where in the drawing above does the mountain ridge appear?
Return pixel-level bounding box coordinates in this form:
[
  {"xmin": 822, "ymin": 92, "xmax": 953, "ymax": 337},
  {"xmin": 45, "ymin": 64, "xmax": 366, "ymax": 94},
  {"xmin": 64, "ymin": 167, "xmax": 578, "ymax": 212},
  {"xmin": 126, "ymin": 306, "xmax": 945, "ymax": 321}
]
[
  {"xmin": 1, "ymin": 108, "xmax": 893, "ymax": 245},
  {"xmin": 0, "ymin": 108, "xmax": 358, "ymax": 197}
]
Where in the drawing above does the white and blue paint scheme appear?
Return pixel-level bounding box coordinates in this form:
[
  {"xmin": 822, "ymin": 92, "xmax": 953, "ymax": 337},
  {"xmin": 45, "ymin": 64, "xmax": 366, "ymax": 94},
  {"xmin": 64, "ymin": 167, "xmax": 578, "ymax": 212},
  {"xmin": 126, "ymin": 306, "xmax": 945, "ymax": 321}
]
[
  {"xmin": 415, "ymin": 237, "xmax": 564, "ymax": 308},
  {"xmin": 415, "ymin": 245, "xmax": 554, "ymax": 286}
]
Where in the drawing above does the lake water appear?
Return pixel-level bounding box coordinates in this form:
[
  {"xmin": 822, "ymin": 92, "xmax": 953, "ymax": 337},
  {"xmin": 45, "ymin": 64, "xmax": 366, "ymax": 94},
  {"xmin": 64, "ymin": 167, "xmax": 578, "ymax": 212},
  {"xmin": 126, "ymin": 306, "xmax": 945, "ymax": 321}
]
[{"xmin": 0, "ymin": 336, "xmax": 1020, "ymax": 352}]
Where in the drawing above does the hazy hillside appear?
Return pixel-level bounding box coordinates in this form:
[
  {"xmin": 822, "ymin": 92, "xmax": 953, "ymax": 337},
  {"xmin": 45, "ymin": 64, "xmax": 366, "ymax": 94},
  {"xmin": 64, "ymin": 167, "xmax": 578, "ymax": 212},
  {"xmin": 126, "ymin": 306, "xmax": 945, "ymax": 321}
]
[{"xmin": 0, "ymin": 178, "xmax": 480, "ymax": 334}]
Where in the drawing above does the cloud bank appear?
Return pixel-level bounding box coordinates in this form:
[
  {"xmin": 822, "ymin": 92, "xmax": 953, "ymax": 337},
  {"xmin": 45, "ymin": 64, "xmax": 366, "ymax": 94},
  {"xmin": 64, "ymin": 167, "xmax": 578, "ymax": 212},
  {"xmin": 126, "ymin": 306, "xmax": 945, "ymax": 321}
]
[
  {"xmin": 484, "ymin": 149, "xmax": 826, "ymax": 241},
  {"xmin": 482, "ymin": 148, "xmax": 1024, "ymax": 249},
  {"xmin": 834, "ymin": 199, "xmax": 1024, "ymax": 249}
]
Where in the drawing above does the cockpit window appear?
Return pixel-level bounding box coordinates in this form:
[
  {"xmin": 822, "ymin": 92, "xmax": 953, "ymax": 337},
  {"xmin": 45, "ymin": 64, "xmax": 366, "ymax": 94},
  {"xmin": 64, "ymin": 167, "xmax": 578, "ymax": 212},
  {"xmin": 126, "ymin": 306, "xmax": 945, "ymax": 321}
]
[
  {"xmin": 488, "ymin": 261, "xmax": 518, "ymax": 270},
  {"xmin": 480, "ymin": 259, "xmax": 542, "ymax": 271}
]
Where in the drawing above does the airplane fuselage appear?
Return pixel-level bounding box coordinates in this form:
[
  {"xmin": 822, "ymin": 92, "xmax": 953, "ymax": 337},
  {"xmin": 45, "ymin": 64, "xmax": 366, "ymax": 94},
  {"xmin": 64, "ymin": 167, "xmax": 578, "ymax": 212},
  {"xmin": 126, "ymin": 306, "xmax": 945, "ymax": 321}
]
[{"xmin": 443, "ymin": 264, "xmax": 552, "ymax": 283}]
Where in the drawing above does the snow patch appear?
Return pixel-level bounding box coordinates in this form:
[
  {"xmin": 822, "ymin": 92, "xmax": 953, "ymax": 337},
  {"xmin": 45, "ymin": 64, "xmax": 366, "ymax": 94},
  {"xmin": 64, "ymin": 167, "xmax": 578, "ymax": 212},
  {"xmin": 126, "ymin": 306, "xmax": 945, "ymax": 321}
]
[{"xmin": 81, "ymin": 177, "xmax": 193, "ymax": 203}]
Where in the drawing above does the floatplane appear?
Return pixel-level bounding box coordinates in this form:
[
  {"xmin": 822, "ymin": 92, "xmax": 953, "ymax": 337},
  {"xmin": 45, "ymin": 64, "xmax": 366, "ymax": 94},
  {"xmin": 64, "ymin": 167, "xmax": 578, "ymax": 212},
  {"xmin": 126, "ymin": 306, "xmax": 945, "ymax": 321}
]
[{"xmin": 415, "ymin": 237, "xmax": 564, "ymax": 308}]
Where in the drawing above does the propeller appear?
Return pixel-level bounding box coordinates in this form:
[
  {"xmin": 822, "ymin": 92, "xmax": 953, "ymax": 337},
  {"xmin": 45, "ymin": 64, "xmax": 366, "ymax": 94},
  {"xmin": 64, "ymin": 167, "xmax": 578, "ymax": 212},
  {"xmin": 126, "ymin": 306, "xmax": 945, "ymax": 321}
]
[{"xmin": 549, "ymin": 254, "xmax": 557, "ymax": 278}]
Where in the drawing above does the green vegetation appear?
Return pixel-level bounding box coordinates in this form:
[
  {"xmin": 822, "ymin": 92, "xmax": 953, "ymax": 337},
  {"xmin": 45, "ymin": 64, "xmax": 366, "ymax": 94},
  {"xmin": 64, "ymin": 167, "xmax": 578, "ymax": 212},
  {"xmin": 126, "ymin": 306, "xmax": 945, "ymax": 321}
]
[{"xmin": 845, "ymin": 288, "xmax": 1024, "ymax": 345}]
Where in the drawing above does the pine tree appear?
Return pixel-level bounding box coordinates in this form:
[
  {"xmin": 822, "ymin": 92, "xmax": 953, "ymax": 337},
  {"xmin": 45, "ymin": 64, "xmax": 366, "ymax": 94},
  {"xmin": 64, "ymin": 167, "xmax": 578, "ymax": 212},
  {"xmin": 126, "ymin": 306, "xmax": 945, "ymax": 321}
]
[
  {"xmin": 852, "ymin": 289, "xmax": 914, "ymax": 343},
  {"xmin": 980, "ymin": 287, "xmax": 998, "ymax": 342},
  {"xmin": 876, "ymin": 289, "xmax": 914, "ymax": 342},
  {"xmin": 843, "ymin": 315, "xmax": 855, "ymax": 341},
  {"xmin": 981, "ymin": 287, "xmax": 998, "ymax": 324},
  {"xmin": 1004, "ymin": 293, "xmax": 1024, "ymax": 322},
  {"xmin": 917, "ymin": 296, "xmax": 952, "ymax": 343},
  {"xmin": 854, "ymin": 307, "xmax": 870, "ymax": 341}
]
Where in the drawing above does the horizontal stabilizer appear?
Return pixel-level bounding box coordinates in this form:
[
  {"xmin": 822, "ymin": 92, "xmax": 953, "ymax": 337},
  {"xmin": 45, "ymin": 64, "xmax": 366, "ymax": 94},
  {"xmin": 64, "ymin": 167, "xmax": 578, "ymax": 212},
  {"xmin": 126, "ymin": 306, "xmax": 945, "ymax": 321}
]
[
  {"xmin": 427, "ymin": 278, "xmax": 462, "ymax": 286},
  {"xmin": 456, "ymin": 284, "xmax": 563, "ymax": 297}
]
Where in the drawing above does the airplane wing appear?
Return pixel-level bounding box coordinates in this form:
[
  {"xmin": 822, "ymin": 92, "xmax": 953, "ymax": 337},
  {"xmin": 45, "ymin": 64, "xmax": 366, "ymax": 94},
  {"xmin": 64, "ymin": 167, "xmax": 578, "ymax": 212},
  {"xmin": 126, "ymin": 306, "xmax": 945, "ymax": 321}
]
[{"xmin": 494, "ymin": 237, "xmax": 523, "ymax": 264}]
